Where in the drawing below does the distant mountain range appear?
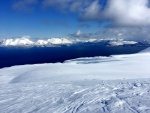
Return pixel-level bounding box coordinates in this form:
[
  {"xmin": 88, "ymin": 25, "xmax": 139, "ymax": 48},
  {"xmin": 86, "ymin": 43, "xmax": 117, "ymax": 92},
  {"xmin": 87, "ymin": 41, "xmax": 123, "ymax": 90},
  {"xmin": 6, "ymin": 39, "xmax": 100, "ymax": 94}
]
[{"xmin": 0, "ymin": 37, "xmax": 150, "ymax": 47}]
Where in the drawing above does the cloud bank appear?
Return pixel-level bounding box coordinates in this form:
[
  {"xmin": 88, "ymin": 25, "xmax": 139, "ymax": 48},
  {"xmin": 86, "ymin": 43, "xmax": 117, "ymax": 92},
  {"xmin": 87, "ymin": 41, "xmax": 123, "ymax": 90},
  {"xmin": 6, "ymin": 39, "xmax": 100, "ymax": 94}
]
[
  {"xmin": 43, "ymin": 0, "xmax": 150, "ymax": 27},
  {"xmin": 70, "ymin": 28, "xmax": 150, "ymax": 41},
  {"xmin": 12, "ymin": 0, "xmax": 150, "ymax": 26},
  {"xmin": 104, "ymin": 0, "xmax": 150, "ymax": 26}
]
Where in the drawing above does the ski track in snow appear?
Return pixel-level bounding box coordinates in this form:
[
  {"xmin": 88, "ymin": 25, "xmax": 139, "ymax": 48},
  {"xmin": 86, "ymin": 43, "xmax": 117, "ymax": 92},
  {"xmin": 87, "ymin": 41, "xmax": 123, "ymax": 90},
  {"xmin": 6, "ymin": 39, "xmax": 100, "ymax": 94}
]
[{"xmin": 0, "ymin": 49, "xmax": 150, "ymax": 113}]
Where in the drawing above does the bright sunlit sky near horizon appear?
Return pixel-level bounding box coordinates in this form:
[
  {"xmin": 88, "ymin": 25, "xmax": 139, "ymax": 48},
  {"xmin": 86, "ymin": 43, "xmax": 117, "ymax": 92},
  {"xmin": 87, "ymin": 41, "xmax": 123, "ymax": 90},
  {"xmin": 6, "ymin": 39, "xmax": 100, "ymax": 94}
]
[{"xmin": 1, "ymin": 0, "xmax": 150, "ymax": 40}]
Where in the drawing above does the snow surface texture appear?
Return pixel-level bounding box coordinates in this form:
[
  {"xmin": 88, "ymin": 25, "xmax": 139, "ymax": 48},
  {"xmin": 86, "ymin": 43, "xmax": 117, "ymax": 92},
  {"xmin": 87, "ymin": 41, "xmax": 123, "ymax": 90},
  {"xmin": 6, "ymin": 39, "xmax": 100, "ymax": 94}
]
[
  {"xmin": 0, "ymin": 48, "xmax": 150, "ymax": 113},
  {"xmin": 0, "ymin": 36, "xmax": 138, "ymax": 47}
]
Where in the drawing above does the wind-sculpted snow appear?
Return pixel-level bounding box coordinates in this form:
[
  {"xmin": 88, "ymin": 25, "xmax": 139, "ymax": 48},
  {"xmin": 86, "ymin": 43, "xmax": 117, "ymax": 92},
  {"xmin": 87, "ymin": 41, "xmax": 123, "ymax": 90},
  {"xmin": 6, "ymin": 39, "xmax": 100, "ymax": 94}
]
[
  {"xmin": 0, "ymin": 80, "xmax": 150, "ymax": 113},
  {"xmin": 0, "ymin": 48, "xmax": 150, "ymax": 113}
]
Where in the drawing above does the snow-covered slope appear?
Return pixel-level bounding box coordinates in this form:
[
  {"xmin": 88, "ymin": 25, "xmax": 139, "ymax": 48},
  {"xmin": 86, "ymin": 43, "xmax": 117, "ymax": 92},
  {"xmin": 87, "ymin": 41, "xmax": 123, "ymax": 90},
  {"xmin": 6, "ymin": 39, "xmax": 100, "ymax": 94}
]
[
  {"xmin": 139, "ymin": 47, "xmax": 150, "ymax": 53},
  {"xmin": 0, "ymin": 48, "xmax": 150, "ymax": 113}
]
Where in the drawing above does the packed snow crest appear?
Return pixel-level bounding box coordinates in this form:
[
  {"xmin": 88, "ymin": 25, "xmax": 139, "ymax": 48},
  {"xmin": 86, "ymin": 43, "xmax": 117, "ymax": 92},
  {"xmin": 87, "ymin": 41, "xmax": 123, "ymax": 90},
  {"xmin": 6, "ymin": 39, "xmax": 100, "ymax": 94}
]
[{"xmin": 0, "ymin": 48, "xmax": 150, "ymax": 113}]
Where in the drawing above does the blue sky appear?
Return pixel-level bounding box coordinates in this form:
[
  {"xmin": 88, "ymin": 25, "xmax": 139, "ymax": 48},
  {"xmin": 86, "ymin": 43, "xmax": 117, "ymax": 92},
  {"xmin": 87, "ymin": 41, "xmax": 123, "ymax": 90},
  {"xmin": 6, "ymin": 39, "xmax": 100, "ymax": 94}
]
[
  {"xmin": 1, "ymin": 0, "xmax": 150, "ymax": 40},
  {"xmin": 0, "ymin": 0, "xmax": 105, "ymax": 39}
]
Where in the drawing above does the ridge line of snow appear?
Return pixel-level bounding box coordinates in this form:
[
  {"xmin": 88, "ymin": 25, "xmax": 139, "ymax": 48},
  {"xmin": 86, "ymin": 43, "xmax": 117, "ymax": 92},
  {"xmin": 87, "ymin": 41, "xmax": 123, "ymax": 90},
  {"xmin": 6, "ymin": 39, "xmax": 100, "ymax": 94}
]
[{"xmin": 0, "ymin": 37, "xmax": 141, "ymax": 47}]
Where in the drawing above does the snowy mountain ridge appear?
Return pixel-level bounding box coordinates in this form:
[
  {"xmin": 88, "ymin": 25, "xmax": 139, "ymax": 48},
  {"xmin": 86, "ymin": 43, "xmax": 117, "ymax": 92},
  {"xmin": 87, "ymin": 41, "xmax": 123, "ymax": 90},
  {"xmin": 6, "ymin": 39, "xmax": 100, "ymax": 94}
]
[
  {"xmin": 108, "ymin": 40, "xmax": 137, "ymax": 46},
  {"xmin": 0, "ymin": 36, "xmax": 146, "ymax": 47},
  {"xmin": 1, "ymin": 38, "xmax": 34, "ymax": 46},
  {"xmin": 0, "ymin": 37, "xmax": 73, "ymax": 46}
]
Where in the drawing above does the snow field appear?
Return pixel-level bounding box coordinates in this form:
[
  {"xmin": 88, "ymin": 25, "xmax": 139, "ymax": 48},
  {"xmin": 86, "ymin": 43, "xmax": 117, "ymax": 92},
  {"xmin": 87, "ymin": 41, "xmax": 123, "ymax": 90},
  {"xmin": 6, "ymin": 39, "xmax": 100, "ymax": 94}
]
[{"xmin": 0, "ymin": 48, "xmax": 150, "ymax": 113}]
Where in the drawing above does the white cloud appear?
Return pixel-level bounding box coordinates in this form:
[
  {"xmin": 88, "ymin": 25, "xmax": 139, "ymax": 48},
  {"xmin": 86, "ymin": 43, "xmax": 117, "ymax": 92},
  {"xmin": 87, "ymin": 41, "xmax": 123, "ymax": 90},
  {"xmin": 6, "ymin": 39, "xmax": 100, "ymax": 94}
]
[
  {"xmin": 43, "ymin": 0, "xmax": 72, "ymax": 11},
  {"xmin": 69, "ymin": 30, "xmax": 92, "ymax": 38},
  {"xmin": 104, "ymin": 0, "xmax": 150, "ymax": 26},
  {"xmin": 80, "ymin": 0, "xmax": 101, "ymax": 21},
  {"xmin": 12, "ymin": 0, "xmax": 150, "ymax": 27},
  {"xmin": 69, "ymin": 30, "xmax": 83, "ymax": 38},
  {"xmin": 79, "ymin": 0, "xmax": 150, "ymax": 26},
  {"xmin": 69, "ymin": 27, "xmax": 150, "ymax": 41},
  {"xmin": 75, "ymin": 30, "xmax": 83, "ymax": 36},
  {"xmin": 70, "ymin": 1, "xmax": 83, "ymax": 12},
  {"xmin": 12, "ymin": 0, "xmax": 38, "ymax": 11},
  {"xmin": 42, "ymin": 0, "xmax": 93, "ymax": 13},
  {"xmin": 42, "ymin": 0, "xmax": 150, "ymax": 26}
]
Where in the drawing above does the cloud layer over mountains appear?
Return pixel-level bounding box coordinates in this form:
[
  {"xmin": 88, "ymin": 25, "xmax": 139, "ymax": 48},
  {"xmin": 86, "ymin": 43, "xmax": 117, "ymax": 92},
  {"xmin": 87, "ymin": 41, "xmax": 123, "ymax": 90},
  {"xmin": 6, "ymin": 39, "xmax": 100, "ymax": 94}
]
[{"xmin": 70, "ymin": 27, "xmax": 150, "ymax": 41}]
